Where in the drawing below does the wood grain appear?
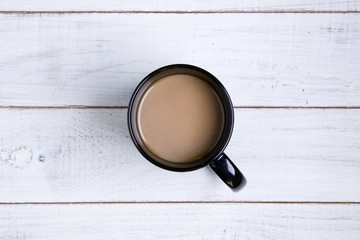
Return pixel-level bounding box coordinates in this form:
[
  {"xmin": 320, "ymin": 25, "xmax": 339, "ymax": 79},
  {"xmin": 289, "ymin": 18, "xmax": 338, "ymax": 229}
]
[
  {"xmin": 0, "ymin": 203, "xmax": 359, "ymax": 239},
  {"xmin": 0, "ymin": 0, "xmax": 359, "ymax": 12},
  {"xmin": 0, "ymin": 14, "xmax": 359, "ymax": 107},
  {"xmin": 0, "ymin": 108, "xmax": 359, "ymax": 203}
]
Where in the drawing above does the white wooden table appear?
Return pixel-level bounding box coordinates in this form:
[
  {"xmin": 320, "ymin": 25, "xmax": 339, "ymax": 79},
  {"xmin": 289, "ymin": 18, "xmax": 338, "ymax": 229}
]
[{"xmin": 1, "ymin": 1, "xmax": 360, "ymax": 239}]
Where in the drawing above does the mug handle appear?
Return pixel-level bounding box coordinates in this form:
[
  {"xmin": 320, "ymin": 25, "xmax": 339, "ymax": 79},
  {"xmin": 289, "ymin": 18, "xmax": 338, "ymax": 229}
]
[{"xmin": 210, "ymin": 153, "xmax": 246, "ymax": 191}]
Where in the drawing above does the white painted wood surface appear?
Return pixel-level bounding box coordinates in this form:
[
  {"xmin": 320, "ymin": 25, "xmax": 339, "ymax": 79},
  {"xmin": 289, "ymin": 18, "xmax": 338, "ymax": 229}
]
[
  {"xmin": 0, "ymin": 0, "xmax": 359, "ymax": 11},
  {"xmin": 1, "ymin": 14, "xmax": 359, "ymax": 107},
  {"xmin": 1, "ymin": 108, "xmax": 359, "ymax": 202},
  {"xmin": 0, "ymin": 203, "xmax": 359, "ymax": 239},
  {"xmin": 1, "ymin": 1, "xmax": 360, "ymax": 238}
]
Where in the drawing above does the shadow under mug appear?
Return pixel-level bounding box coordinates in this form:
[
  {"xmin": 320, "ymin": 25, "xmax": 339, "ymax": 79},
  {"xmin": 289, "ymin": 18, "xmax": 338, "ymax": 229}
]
[{"xmin": 128, "ymin": 64, "xmax": 246, "ymax": 191}]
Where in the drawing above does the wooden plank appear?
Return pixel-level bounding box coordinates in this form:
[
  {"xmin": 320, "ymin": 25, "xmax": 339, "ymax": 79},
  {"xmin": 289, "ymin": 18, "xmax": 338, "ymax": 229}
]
[
  {"xmin": 0, "ymin": 14, "xmax": 359, "ymax": 107},
  {"xmin": 0, "ymin": 0, "xmax": 359, "ymax": 11},
  {"xmin": 0, "ymin": 203, "xmax": 359, "ymax": 239},
  {"xmin": 0, "ymin": 108, "xmax": 359, "ymax": 202}
]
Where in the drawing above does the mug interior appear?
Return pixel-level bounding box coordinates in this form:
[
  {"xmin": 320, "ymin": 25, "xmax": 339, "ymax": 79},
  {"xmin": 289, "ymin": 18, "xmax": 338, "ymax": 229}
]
[{"xmin": 128, "ymin": 64, "xmax": 234, "ymax": 171}]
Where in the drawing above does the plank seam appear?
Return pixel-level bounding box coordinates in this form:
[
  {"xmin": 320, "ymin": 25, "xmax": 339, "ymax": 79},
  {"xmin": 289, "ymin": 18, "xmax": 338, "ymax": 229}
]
[
  {"xmin": 0, "ymin": 10, "xmax": 359, "ymax": 14},
  {"xmin": 1, "ymin": 106, "xmax": 360, "ymax": 109},
  {"xmin": 0, "ymin": 201, "xmax": 359, "ymax": 205}
]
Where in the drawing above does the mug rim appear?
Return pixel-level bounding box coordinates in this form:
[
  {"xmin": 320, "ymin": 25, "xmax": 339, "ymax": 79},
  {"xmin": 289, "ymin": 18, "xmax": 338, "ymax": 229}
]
[{"xmin": 127, "ymin": 64, "xmax": 234, "ymax": 172}]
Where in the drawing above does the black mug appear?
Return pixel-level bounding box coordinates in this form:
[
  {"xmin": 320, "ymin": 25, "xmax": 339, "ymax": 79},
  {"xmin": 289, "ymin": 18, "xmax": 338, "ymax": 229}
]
[{"xmin": 128, "ymin": 64, "xmax": 246, "ymax": 191}]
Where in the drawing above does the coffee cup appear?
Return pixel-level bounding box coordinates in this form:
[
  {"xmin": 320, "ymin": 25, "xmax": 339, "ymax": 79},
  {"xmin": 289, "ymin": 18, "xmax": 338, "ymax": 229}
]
[{"xmin": 128, "ymin": 64, "xmax": 246, "ymax": 191}]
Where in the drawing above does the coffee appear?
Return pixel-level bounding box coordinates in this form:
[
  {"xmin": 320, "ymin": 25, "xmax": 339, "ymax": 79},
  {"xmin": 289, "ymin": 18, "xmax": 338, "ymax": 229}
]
[{"xmin": 137, "ymin": 74, "xmax": 224, "ymax": 163}]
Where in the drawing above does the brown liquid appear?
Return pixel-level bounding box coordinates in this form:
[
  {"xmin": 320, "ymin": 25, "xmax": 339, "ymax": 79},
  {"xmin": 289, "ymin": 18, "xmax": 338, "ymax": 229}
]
[{"xmin": 137, "ymin": 74, "xmax": 224, "ymax": 163}]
